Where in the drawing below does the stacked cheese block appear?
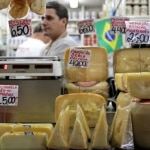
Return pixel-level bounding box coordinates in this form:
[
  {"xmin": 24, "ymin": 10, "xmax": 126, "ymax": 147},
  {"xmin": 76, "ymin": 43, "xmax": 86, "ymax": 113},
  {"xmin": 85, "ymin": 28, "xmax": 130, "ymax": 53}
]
[
  {"xmin": 47, "ymin": 93, "xmax": 109, "ymax": 149},
  {"xmin": 64, "ymin": 47, "xmax": 109, "ymax": 101},
  {"xmin": 0, "ymin": 123, "xmax": 53, "ymax": 150},
  {"xmin": 109, "ymin": 48, "xmax": 150, "ymax": 149}
]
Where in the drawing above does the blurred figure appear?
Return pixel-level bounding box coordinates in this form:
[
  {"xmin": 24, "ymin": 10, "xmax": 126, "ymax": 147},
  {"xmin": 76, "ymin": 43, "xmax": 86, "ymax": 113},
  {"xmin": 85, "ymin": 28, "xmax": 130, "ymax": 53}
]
[
  {"xmin": 16, "ymin": 23, "xmax": 50, "ymax": 57},
  {"xmin": 40, "ymin": 1, "xmax": 79, "ymax": 60}
]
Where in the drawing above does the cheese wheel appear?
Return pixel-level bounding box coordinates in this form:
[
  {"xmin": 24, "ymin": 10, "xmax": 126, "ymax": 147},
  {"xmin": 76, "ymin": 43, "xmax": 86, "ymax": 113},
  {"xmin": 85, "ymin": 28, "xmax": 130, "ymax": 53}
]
[
  {"xmin": 64, "ymin": 47, "xmax": 108, "ymax": 82},
  {"xmin": 0, "ymin": 0, "xmax": 10, "ymax": 10},
  {"xmin": 55, "ymin": 93, "xmax": 106, "ymax": 127},
  {"xmin": 0, "ymin": 132, "xmax": 47, "ymax": 150},
  {"xmin": 65, "ymin": 81, "xmax": 109, "ymax": 99},
  {"xmin": 127, "ymin": 72, "xmax": 150, "ymax": 99},
  {"xmin": 113, "ymin": 48, "xmax": 150, "ymax": 73}
]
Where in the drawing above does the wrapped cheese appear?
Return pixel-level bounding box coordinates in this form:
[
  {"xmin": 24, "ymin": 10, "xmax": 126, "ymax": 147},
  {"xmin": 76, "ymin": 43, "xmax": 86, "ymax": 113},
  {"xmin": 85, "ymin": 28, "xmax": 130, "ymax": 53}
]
[
  {"xmin": 0, "ymin": 123, "xmax": 14, "ymax": 137},
  {"xmin": 64, "ymin": 47, "xmax": 108, "ymax": 82},
  {"xmin": 91, "ymin": 105, "xmax": 109, "ymax": 149},
  {"xmin": 113, "ymin": 48, "xmax": 150, "ymax": 73},
  {"xmin": 55, "ymin": 93, "xmax": 106, "ymax": 127},
  {"xmin": 47, "ymin": 107, "xmax": 70, "ymax": 149},
  {"xmin": 127, "ymin": 72, "xmax": 150, "ymax": 99}
]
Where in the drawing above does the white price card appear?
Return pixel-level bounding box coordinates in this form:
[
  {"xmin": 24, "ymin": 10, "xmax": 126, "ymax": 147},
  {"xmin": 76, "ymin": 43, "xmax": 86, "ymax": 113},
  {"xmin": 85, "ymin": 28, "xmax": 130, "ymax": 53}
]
[
  {"xmin": 125, "ymin": 21, "xmax": 150, "ymax": 44},
  {"xmin": 110, "ymin": 17, "xmax": 129, "ymax": 34},
  {"xmin": 77, "ymin": 19, "xmax": 95, "ymax": 34},
  {"xmin": 68, "ymin": 48, "xmax": 91, "ymax": 68},
  {"xmin": 0, "ymin": 85, "xmax": 18, "ymax": 106},
  {"xmin": 8, "ymin": 19, "xmax": 32, "ymax": 37}
]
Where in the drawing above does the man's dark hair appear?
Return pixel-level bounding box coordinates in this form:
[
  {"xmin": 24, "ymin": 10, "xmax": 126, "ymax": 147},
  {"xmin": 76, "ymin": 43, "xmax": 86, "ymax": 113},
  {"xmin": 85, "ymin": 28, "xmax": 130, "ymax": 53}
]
[
  {"xmin": 33, "ymin": 23, "xmax": 43, "ymax": 33},
  {"xmin": 46, "ymin": 1, "xmax": 68, "ymax": 21}
]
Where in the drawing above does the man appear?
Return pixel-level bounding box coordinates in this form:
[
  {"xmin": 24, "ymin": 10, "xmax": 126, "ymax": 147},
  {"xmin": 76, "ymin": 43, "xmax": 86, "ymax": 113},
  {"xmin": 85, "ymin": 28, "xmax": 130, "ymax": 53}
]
[
  {"xmin": 16, "ymin": 23, "xmax": 50, "ymax": 57},
  {"xmin": 40, "ymin": 1, "xmax": 79, "ymax": 60}
]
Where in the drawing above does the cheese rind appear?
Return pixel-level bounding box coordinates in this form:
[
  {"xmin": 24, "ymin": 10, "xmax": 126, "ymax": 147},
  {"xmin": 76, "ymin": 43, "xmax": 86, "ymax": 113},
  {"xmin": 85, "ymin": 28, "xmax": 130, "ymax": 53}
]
[
  {"xmin": 113, "ymin": 48, "xmax": 150, "ymax": 73},
  {"xmin": 55, "ymin": 93, "xmax": 106, "ymax": 127},
  {"xmin": 127, "ymin": 72, "xmax": 150, "ymax": 99},
  {"xmin": 64, "ymin": 47, "xmax": 108, "ymax": 82}
]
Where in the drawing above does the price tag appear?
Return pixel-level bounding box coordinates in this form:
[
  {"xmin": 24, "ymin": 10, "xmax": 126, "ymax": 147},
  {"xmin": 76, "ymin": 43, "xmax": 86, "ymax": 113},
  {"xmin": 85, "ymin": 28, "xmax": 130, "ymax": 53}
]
[
  {"xmin": 8, "ymin": 19, "xmax": 32, "ymax": 37},
  {"xmin": 0, "ymin": 85, "xmax": 19, "ymax": 106},
  {"xmin": 110, "ymin": 17, "xmax": 129, "ymax": 34},
  {"xmin": 125, "ymin": 21, "xmax": 150, "ymax": 44},
  {"xmin": 77, "ymin": 19, "xmax": 95, "ymax": 34},
  {"xmin": 68, "ymin": 48, "xmax": 91, "ymax": 68}
]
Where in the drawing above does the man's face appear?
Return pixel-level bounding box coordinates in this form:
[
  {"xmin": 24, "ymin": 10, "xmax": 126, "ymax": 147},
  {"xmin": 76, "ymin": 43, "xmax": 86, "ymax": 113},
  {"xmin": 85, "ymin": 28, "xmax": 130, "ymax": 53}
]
[{"xmin": 41, "ymin": 8, "xmax": 66, "ymax": 40}]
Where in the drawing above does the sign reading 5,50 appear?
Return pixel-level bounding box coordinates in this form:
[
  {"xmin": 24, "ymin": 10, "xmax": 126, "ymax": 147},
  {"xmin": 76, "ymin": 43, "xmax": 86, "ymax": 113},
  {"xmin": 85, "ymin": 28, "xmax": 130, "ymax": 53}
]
[
  {"xmin": 0, "ymin": 96, "xmax": 18, "ymax": 106},
  {"xmin": 126, "ymin": 32, "xmax": 150, "ymax": 44}
]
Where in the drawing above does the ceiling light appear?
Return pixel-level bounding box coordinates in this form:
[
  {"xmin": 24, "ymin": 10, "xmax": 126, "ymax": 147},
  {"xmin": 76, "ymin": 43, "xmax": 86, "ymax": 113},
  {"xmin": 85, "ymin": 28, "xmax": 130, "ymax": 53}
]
[{"xmin": 69, "ymin": 0, "xmax": 78, "ymax": 8}]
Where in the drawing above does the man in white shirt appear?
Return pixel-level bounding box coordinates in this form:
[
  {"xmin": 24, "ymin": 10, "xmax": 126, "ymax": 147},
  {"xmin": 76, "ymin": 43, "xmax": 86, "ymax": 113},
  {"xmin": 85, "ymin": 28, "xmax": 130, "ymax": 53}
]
[
  {"xmin": 40, "ymin": 1, "xmax": 79, "ymax": 60},
  {"xmin": 16, "ymin": 23, "xmax": 50, "ymax": 57}
]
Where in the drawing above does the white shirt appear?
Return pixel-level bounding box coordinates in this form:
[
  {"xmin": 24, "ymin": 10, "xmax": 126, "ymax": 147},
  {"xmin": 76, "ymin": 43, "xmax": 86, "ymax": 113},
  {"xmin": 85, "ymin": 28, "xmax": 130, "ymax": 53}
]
[
  {"xmin": 40, "ymin": 33, "xmax": 79, "ymax": 60},
  {"xmin": 16, "ymin": 38, "xmax": 47, "ymax": 57}
]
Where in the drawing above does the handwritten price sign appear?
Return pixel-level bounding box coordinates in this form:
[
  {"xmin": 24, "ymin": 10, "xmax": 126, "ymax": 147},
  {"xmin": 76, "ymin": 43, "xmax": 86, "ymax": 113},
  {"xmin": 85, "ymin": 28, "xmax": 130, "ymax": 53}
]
[
  {"xmin": 9, "ymin": 19, "xmax": 32, "ymax": 37},
  {"xmin": 77, "ymin": 19, "xmax": 95, "ymax": 34},
  {"xmin": 0, "ymin": 85, "xmax": 18, "ymax": 106},
  {"xmin": 125, "ymin": 21, "xmax": 150, "ymax": 44},
  {"xmin": 68, "ymin": 49, "xmax": 91, "ymax": 68},
  {"xmin": 110, "ymin": 17, "xmax": 129, "ymax": 34}
]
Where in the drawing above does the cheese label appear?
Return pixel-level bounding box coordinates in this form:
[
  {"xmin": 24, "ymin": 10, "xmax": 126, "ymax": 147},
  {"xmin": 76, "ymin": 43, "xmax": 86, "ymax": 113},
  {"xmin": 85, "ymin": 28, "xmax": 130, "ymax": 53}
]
[{"xmin": 68, "ymin": 48, "xmax": 91, "ymax": 68}]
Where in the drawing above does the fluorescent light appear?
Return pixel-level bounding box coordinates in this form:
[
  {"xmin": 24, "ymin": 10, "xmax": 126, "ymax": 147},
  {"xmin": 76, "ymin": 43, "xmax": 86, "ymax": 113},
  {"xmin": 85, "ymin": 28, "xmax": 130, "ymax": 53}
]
[{"xmin": 70, "ymin": 0, "xmax": 78, "ymax": 8}]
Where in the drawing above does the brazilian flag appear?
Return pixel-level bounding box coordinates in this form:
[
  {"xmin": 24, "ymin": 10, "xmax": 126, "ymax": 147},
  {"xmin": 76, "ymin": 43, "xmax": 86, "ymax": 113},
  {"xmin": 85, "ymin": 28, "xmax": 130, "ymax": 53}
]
[{"xmin": 94, "ymin": 18, "xmax": 123, "ymax": 53}]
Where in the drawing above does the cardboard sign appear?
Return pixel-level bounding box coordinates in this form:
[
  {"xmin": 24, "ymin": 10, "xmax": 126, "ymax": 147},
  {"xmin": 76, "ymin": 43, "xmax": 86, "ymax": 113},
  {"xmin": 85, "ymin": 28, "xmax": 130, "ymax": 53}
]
[
  {"xmin": 0, "ymin": 85, "xmax": 19, "ymax": 106},
  {"xmin": 8, "ymin": 19, "xmax": 32, "ymax": 37},
  {"xmin": 125, "ymin": 21, "xmax": 150, "ymax": 44},
  {"xmin": 68, "ymin": 48, "xmax": 91, "ymax": 68}
]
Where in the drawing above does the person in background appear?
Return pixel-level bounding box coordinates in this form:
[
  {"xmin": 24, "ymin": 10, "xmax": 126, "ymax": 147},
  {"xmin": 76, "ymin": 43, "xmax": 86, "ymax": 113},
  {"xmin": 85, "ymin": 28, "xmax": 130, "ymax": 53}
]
[
  {"xmin": 40, "ymin": 1, "xmax": 79, "ymax": 60},
  {"xmin": 15, "ymin": 23, "xmax": 50, "ymax": 57}
]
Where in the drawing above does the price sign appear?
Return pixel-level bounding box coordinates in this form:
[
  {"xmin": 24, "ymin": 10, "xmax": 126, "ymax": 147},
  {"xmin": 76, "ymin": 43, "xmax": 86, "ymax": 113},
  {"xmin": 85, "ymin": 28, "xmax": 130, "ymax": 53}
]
[
  {"xmin": 125, "ymin": 21, "xmax": 150, "ymax": 44},
  {"xmin": 110, "ymin": 17, "xmax": 129, "ymax": 34},
  {"xmin": 68, "ymin": 48, "xmax": 91, "ymax": 68},
  {"xmin": 0, "ymin": 85, "xmax": 18, "ymax": 106},
  {"xmin": 77, "ymin": 19, "xmax": 95, "ymax": 34},
  {"xmin": 9, "ymin": 19, "xmax": 32, "ymax": 37}
]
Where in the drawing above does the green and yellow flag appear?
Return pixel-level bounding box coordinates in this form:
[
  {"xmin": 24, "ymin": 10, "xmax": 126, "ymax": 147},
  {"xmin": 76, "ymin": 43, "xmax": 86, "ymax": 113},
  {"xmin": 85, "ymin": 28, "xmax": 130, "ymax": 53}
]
[{"xmin": 94, "ymin": 18, "xmax": 123, "ymax": 53}]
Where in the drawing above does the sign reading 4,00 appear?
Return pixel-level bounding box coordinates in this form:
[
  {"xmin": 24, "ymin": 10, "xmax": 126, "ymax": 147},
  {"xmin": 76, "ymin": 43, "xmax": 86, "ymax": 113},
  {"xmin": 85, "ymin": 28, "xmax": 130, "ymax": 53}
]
[
  {"xmin": 0, "ymin": 96, "xmax": 17, "ymax": 106},
  {"xmin": 126, "ymin": 32, "xmax": 150, "ymax": 44}
]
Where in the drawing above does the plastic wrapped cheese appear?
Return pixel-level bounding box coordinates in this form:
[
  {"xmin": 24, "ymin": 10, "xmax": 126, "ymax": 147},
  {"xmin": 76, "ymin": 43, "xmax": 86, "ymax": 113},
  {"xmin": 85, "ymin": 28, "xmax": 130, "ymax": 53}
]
[
  {"xmin": 64, "ymin": 47, "xmax": 108, "ymax": 82},
  {"xmin": 113, "ymin": 48, "xmax": 150, "ymax": 73},
  {"xmin": 127, "ymin": 72, "xmax": 150, "ymax": 99},
  {"xmin": 0, "ymin": 132, "xmax": 48, "ymax": 150},
  {"xmin": 55, "ymin": 93, "xmax": 106, "ymax": 127},
  {"xmin": 91, "ymin": 105, "xmax": 109, "ymax": 149}
]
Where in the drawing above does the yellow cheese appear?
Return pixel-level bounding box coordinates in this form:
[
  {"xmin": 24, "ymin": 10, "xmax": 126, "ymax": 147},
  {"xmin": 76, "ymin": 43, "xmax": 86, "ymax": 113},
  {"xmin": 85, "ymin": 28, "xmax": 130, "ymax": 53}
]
[
  {"xmin": 64, "ymin": 47, "xmax": 108, "ymax": 82},
  {"xmin": 115, "ymin": 73, "xmax": 128, "ymax": 92},
  {"xmin": 0, "ymin": 123, "xmax": 14, "ymax": 137},
  {"xmin": 13, "ymin": 123, "xmax": 53, "ymax": 138},
  {"xmin": 69, "ymin": 105, "xmax": 88, "ymax": 149},
  {"xmin": 55, "ymin": 93, "xmax": 106, "ymax": 127},
  {"xmin": 65, "ymin": 81, "xmax": 109, "ymax": 99},
  {"xmin": 116, "ymin": 92, "xmax": 133, "ymax": 108},
  {"xmin": 109, "ymin": 105, "xmax": 132, "ymax": 148},
  {"xmin": 47, "ymin": 107, "xmax": 70, "ymax": 149},
  {"xmin": 113, "ymin": 48, "xmax": 150, "ymax": 73},
  {"xmin": 127, "ymin": 72, "xmax": 150, "ymax": 99},
  {"xmin": 91, "ymin": 105, "xmax": 109, "ymax": 149},
  {"xmin": 0, "ymin": 132, "xmax": 47, "ymax": 150}
]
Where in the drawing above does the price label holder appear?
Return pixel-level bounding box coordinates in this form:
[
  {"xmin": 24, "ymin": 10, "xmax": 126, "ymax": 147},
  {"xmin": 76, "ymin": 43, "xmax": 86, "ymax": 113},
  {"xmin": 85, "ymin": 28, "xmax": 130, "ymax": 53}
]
[
  {"xmin": 0, "ymin": 85, "xmax": 18, "ymax": 106},
  {"xmin": 68, "ymin": 48, "xmax": 91, "ymax": 68},
  {"xmin": 110, "ymin": 17, "xmax": 129, "ymax": 34},
  {"xmin": 8, "ymin": 19, "xmax": 32, "ymax": 37},
  {"xmin": 125, "ymin": 21, "xmax": 150, "ymax": 44},
  {"xmin": 77, "ymin": 19, "xmax": 95, "ymax": 34}
]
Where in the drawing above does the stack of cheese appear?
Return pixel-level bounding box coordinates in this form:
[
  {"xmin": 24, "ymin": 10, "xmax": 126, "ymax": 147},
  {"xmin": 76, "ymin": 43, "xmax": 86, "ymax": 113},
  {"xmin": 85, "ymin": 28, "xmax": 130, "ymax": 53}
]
[
  {"xmin": 48, "ymin": 93, "xmax": 109, "ymax": 149},
  {"xmin": 110, "ymin": 48, "xmax": 150, "ymax": 149},
  {"xmin": 64, "ymin": 47, "xmax": 109, "ymax": 100},
  {"xmin": 0, "ymin": 123, "xmax": 53, "ymax": 150}
]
